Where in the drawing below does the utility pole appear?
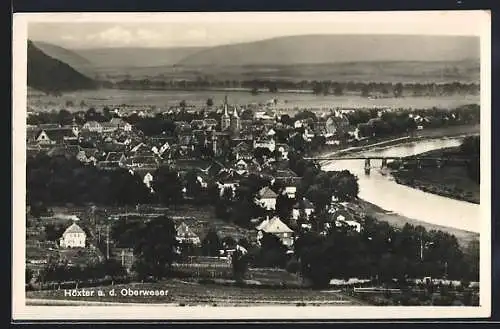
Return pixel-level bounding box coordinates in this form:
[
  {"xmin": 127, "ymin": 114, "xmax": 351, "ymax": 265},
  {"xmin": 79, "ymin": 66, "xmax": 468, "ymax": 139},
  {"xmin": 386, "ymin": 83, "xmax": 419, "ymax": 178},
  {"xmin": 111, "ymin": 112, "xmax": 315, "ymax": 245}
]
[
  {"xmin": 106, "ymin": 225, "xmax": 110, "ymax": 260},
  {"xmin": 420, "ymin": 237, "xmax": 424, "ymax": 261}
]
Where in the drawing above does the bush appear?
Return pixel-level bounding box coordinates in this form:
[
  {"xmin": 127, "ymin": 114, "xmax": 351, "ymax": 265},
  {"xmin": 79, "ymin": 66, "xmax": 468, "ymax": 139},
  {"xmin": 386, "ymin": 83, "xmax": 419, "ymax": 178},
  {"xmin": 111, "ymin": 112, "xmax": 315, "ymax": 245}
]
[{"xmin": 286, "ymin": 259, "xmax": 300, "ymax": 273}]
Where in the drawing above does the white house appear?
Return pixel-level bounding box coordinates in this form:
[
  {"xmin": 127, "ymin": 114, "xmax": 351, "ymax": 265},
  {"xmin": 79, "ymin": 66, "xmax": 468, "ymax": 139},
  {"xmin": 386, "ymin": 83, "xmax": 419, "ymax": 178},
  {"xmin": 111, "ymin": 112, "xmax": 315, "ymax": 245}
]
[
  {"xmin": 256, "ymin": 217, "xmax": 294, "ymax": 247},
  {"xmin": 59, "ymin": 223, "xmax": 86, "ymax": 248},
  {"xmin": 254, "ymin": 139, "xmax": 276, "ymax": 152},
  {"xmin": 82, "ymin": 121, "xmax": 103, "ymax": 133},
  {"xmin": 292, "ymin": 198, "xmax": 315, "ymax": 221},
  {"xmin": 176, "ymin": 222, "xmax": 201, "ymax": 245},
  {"xmin": 257, "ymin": 186, "xmax": 278, "ymax": 210}
]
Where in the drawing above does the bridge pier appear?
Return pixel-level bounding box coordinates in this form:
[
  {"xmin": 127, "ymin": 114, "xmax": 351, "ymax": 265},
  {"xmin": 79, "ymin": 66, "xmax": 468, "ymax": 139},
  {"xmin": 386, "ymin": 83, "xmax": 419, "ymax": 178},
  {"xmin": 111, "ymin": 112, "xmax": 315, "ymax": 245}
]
[
  {"xmin": 364, "ymin": 159, "xmax": 371, "ymax": 175},
  {"xmin": 381, "ymin": 158, "xmax": 388, "ymax": 169}
]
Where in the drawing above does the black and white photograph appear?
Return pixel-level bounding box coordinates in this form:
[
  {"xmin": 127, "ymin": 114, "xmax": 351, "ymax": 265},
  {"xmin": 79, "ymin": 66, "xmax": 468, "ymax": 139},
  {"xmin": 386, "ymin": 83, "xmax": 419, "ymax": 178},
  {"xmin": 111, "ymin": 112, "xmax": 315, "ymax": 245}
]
[{"xmin": 12, "ymin": 11, "xmax": 491, "ymax": 320}]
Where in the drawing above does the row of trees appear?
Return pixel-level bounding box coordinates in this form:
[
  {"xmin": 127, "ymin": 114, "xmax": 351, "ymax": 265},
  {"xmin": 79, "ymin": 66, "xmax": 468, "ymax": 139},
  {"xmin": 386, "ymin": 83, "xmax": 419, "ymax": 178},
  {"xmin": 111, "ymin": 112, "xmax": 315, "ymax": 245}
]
[
  {"xmin": 294, "ymin": 218, "xmax": 479, "ymax": 288},
  {"xmin": 27, "ymin": 154, "xmax": 213, "ymax": 208},
  {"xmin": 460, "ymin": 135, "xmax": 480, "ymax": 184},
  {"xmin": 110, "ymin": 78, "xmax": 479, "ymax": 97}
]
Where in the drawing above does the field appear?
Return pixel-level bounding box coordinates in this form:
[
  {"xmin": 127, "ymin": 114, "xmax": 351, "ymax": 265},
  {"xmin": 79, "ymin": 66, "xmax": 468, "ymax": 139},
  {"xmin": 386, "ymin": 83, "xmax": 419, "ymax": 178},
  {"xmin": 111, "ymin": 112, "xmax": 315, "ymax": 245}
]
[
  {"xmin": 27, "ymin": 88, "xmax": 479, "ymax": 113},
  {"xmin": 26, "ymin": 279, "xmax": 362, "ymax": 306},
  {"xmin": 92, "ymin": 61, "xmax": 480, "ymax": 84}
]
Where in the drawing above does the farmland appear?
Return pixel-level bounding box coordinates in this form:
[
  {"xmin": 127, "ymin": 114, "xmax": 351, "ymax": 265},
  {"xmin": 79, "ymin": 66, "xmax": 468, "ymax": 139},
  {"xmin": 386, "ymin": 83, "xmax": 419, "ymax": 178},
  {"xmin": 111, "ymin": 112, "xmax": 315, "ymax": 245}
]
[{"xmin": 27, "ymin": 88, "xmax": 479, "ymax": 113}]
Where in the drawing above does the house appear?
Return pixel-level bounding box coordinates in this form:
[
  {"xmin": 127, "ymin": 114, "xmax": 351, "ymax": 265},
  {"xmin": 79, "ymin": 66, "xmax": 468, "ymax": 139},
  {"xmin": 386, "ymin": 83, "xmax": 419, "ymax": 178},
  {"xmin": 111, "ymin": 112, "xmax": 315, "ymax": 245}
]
[
  {"xmin": 105, "ymin": 152, "xmax": 126, "ymax": 165},
  {"xmin": 234, "ymin": 159, "xmax": 249, "ymax": 175},
  {"xmin": 253, "ymin": 139, "xmax": 276, "ymax": 152},
  {"xmin": 256, "ymin": 217, "xmax": 294, "ymax": 247},
  {"xmin": 82, "ymin": 121, "xmax": 103, "ymax": 133},
  {"xmin": 59, "ymin": 223, "xmax": 86, "ymax": 248},
  {"xmin": 257, "ymin": 186, "xmax": 278, "ymax": 210},
  {"xmin": 203, "ymin": 118, "xmax": 218, "ymax": 130},
  {"xmin": 329, "ymin": 208, "xmax": 361, "ymax": 233},
  {"xmin": 292, "ymin": 198, "xmax": 315, "ymax": 221},
  {"xmin": 275, "ymin": 143, "xmax": 290, "ymax": 160},
  {"xmin": 109, "ymin": 118, "xmax": 132, "ymax": 132},
  {"xmin": 36, "ymin": 128, "xmax": 77, "ymax": 145},
  {"xmin": 215, "ymin": 169, "xmax": 241, "ymax": 197},
  {"xmin": 234, "ymin": 141, "xmax": 254, "ymax": 161},
  {"xmin": 325, "ymin": 114, "xmax": 350, "ymax": 135},
  {"xmin": 176, "ymin": 222, "xmax": 201, "ymax": 245},
  {"xmin": 190, "ymin": 119, "xmax": 205, "ymax": 130}
]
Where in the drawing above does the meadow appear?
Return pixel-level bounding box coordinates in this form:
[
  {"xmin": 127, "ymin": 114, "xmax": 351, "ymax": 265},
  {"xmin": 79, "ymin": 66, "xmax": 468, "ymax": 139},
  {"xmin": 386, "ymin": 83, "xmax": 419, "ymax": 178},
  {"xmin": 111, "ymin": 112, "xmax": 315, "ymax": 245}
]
[{"xmin": 28, "ymin": 88, "xmax": 480, "ymax": 113}]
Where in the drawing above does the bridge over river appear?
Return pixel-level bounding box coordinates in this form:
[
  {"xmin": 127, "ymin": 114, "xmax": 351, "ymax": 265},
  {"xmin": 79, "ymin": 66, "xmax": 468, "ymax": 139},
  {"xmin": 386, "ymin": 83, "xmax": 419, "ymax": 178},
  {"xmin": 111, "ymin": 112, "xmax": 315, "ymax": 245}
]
[{"xmin": 304, "ymin": 155, "xmax": 473, "ymax": 174}]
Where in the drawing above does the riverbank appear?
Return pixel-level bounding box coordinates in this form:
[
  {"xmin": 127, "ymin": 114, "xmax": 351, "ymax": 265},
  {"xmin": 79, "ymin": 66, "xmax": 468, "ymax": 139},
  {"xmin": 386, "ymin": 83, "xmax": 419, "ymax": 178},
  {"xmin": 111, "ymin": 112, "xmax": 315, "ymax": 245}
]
[
  {"xmin": 318, "ymin": 124, "xmax": 480, "ymax": 160},
  {"xmin": 389, "ymin": 147, "xmax": 480, "ymax": 204},
  {"xmin": 319, "ymin": 125, "xmax": 481, "ymax": 247},
  {"xmin": 357, "ymin": 199, "xmax": 479, "ymax": 250}
]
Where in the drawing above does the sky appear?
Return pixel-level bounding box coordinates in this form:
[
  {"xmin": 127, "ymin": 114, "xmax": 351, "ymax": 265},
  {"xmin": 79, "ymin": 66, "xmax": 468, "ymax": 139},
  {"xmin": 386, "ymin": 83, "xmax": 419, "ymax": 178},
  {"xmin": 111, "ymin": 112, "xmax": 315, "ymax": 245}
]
[{"xmin": 25, "ymin": 11, "xmax": 487, "ymax": 49}]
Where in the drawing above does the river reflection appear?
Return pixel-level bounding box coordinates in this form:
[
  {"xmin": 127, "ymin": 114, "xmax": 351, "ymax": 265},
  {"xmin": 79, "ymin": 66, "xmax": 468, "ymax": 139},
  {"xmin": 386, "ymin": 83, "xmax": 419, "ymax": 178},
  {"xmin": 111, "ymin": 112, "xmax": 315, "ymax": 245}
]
[{"xmin": 322, "ymin": 138, "xmax": 480, "ymax": 233}]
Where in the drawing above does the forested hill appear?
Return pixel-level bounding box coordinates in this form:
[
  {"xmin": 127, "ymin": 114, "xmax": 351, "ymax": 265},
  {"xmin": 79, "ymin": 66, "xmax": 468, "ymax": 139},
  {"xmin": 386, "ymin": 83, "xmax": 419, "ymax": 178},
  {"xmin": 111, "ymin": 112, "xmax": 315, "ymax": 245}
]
[{"xmin": 27, "ymin": 40, "xmax": 98, "ymax": 94}]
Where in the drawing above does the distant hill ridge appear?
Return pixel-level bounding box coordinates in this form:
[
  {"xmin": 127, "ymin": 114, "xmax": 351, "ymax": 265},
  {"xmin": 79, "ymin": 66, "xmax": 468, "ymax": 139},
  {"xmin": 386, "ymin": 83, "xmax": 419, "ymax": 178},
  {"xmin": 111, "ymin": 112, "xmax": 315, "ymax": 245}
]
[
  {"xmin": 176, "ymin": 34, "xmax": 480, "ymax": 66},
  {"xmin": 31, "ymin": 41, "xmax": 96, "ymax": 78},
  {"xmin": 27, "ymin": 40, "xmax": 98, "ymax": 94}
]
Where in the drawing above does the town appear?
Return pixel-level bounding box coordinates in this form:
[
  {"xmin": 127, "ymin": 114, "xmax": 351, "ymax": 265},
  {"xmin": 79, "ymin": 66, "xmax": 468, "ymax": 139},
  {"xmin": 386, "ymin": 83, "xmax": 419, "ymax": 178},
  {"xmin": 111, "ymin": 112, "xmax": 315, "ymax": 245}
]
[{"xmin": 25, "ymin": 96, "xmax": 480, "ymax": 306}]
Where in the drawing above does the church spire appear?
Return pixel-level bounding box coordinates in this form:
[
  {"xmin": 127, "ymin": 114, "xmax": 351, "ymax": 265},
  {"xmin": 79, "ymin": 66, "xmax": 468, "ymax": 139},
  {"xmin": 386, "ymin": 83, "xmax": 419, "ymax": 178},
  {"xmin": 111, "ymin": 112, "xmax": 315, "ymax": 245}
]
[{"xmin": 221, "ymin": 95, "xmax": 231, "ymax": 131}]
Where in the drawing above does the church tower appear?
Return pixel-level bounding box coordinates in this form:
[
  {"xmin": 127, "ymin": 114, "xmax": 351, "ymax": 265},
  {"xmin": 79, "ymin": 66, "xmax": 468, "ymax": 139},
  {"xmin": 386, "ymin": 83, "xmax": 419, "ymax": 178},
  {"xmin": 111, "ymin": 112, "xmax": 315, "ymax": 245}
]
[
  {"xmin": 221, "ymin": 95, "xmax": 231, "ymax": 131},
  {"xmin": 230, "ymin": 105, "xmax": 241, "ymax": 136}
]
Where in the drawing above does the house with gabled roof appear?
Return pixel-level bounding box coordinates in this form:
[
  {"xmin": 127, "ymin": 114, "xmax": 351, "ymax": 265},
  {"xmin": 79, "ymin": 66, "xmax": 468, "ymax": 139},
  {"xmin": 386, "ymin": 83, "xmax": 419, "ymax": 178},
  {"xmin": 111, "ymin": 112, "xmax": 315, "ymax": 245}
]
[
  {"xmin": 203, "ymin": 118, "xmax": 218, "ymax": 130},
  {"xmin": 292, "ymin": 198, "xmax": 315, "ymax": 221},
  {"xmin": 176, "ymin": 222, "xmax": 201, "ymax": 245},
  {"xmin": 256, "ymin": 216, "xmax": 294, "ymax": 247},
  {"xmin": 109, "ymin": 118, "xmax": 132, "ymax": 131},
  {"xmin": 36, "ymin": 128, "xmax": 77, "ymax": 145},
  {"xmin": 59, "ymin": 223, "xmax": 86, "ymax": 248},
  {"xmin": 256, "ymin": 186, "xmax": 278, "ymax": 210},
  {"xmin": 105, "ymin": 151, "xmax": 125, "ymax": 162},
  {"xmin": 82, "ymin": 121, "xmax": 103, "ymax": 133}
]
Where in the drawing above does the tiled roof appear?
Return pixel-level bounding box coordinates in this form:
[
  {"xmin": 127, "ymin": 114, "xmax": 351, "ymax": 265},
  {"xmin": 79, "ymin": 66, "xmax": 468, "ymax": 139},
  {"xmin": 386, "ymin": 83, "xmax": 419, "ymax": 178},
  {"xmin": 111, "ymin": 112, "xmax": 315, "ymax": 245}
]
[
  {"xmin": 258, "ymin": 217, "xmax": 293, "ymax": 234},
  {"xmin": 62, "ymin": 223, "xmax": 86, "ymax": 235},
  {"xmin": 258, "ymin": 186, "xmax": 278, "ymax": 199},
  {"xmin": 106, "ymin": 152, "xmax": 125, "ymax": 162}
]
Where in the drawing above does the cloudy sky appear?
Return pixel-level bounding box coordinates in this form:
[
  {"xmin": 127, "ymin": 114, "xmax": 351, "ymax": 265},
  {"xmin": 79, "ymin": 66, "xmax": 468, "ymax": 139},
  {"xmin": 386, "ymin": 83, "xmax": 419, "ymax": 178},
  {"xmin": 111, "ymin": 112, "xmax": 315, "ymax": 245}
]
[{"xmin": 26, "ymin": 11, "xmax": 486, "ymax": 49}]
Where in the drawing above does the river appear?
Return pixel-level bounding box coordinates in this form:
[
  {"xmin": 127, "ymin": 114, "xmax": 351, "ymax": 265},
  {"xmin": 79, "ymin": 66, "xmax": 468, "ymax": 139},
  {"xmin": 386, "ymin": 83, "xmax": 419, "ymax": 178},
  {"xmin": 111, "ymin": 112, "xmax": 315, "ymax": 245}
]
[{"xmin": 322, "ymin": 137, "xmax": 480, "ymax": 233}]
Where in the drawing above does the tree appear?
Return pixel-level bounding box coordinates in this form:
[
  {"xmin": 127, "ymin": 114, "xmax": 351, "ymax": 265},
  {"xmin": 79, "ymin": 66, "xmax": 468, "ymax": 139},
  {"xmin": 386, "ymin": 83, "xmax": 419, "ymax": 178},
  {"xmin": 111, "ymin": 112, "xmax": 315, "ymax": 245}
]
[
  {"xmin": 221, "ymin": 236, "xmax": 237, "ymax": 249},
  {"xmin": 132, "ymin": 215, "xmax": 178, "ymax": 280},
  {"xmin": 393, "ymin": 83, "xmax": 404, "ymax": 98},
  {"xmin": 26, "ymin": 268, "xmax": 33, "ymax": 284},
  {"xmin": 331, "ymin": 170, "xmax": 359, "ymax": 201},
  {"xmin": 201, "ymin": 228, "xmax": 222, "ymax": 256},
  {"xmin": 256, "ymin": 232, "xmax": 288, "ymax": 268},
  {"xmin": 152, "ymin": 166, "xmax": 183, "ymax": 205},
  {"xmin": 206, "ymin": 98, "xmax": 214, "ymax": 107},
  {"xmin": 103, "ymin": 106, "xmax": 112, "ymax": 121},
  {"xmin": 85, "ymin": 107, "xmax": 97, "ymax": 121},
  {"xmin": 333, "ymin": 84, "xmax": 343, "ymax": 96},
  {"xmin": 179, "ymin": 100, "xmax": 187, "ymax": 109},
  {"xmin": 460, "ymin": 136, "xmax": 480, "ymax": 184},
  {"xmin": 232, "ymin": 247, "xmax": 249, "ymax": 283},
  {"xmin": 275, "ymin": 193, "xmax": 294, "ymax": 222},
  {"xmin": 361, "ymin": 84, "xmax": 370, "ymax": 97},
  {"xmin": 57, "ymin": 109, "xmax": 73, "ymax": 126},
  {"xmin": 184, "ymin": 169, "xmax": 202, "ymax": 198}
]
